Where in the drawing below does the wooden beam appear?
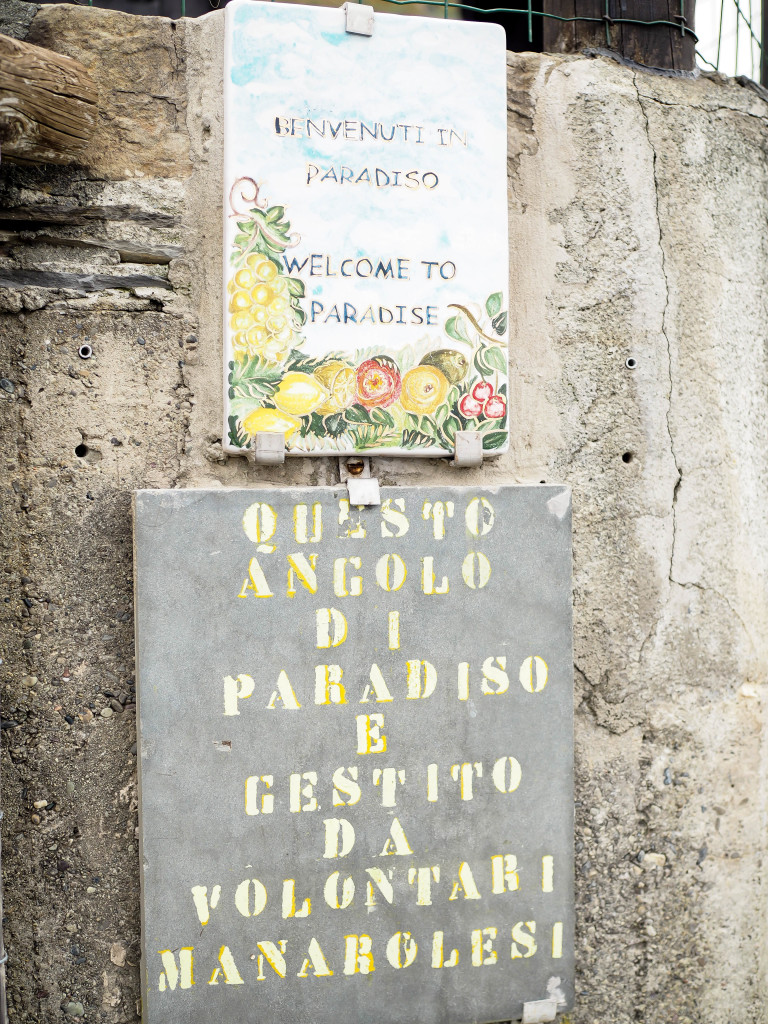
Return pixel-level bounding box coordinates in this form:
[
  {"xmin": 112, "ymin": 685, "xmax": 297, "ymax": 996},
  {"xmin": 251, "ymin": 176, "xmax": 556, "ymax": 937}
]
[
  {"xmin": 542, "ymin": 0, "xmax": 696, "ymax": 72},
  {"xmin": 0, "ymin": 33, "xmax": 97, "ymax": 166}
]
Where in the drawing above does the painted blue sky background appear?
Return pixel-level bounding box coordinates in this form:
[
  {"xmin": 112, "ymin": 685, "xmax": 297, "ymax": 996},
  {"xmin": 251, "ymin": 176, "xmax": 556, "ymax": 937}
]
[{"xmin": 224, "ymin": 0, "xmax": 508, "ymax": 358}]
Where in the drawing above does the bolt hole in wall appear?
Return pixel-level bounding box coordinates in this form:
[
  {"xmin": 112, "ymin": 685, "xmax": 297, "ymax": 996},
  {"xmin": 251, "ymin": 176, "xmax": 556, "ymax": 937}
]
[
  {"xmin": 622, "ymin": 452, "xmax": 634, "ymax": 464},
  {"xmin": 78, "ymin": 345, "xmax": 93, "ymax": 360},
  {"xmin": 74, "ymin": 444, "xmax": 89, "ymax": 459},
  {"xmin": 625, "ymin": 357, "xmax": 637, "ymax": 370}
]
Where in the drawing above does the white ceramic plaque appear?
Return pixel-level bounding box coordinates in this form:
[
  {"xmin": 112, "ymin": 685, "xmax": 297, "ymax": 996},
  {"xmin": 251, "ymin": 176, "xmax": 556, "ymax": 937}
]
[{"xmin": 223, "ymin": 0, "xmax": 509, "ymax": 457}]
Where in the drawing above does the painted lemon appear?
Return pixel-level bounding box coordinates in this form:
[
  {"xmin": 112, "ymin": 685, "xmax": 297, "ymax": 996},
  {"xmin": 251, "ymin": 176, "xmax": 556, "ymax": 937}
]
[
  {"xmin": 314, "ymin": 361, "xmax": 356, "ymax": 415},
  {"xmin": 241, "ymin": 407, "xmax": 300, "ymax": 441},
  {"xmin": 400, "ymin": 365, "xmax": 449, "ymax": 415},
  {"xmin": 272, "ymin": 372, "xmax": 327, "ymax": 416}
]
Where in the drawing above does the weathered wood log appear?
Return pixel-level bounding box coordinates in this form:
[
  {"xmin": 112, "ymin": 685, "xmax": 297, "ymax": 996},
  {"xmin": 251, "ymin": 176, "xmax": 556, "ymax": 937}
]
[
  {"xmin": 542, "ymin": 0, "xmax": 696, "ymax": 71},
  {"xmin": 0, "ymin": 33, "xmax": 97, "ymax": 165}
]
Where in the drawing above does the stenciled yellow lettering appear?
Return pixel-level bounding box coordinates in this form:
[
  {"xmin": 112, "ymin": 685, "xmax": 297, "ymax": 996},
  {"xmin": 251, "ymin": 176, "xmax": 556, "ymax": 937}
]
[
  {"xmin": 449, "ymin": 862, "xmax": 481, "ymax": 900},
  {"xmin": 267, "ymin": 670, "xmax": 301, "ymax": 710},
  {"xmin": 356, "ymin": 714, "xmax": 387, "ymax": 754},
  {"xmin": 492, "ymin": 756, "xmax": 522, "ymax": 794},
  {"xmin": 333, "ymin": 557, "xmax": 363, "ymax": 598},
  {"xmin": 457, "ymin": 663, "xmax": 470, "ymax": 701},
  {"xmin": 245, "ymin": 775, "xmax": 274, "ymax": 815},
  {"xmin": 471, "ymin": 927, "xmax": 497, "ymax": 967},
  {"xmin": 421, "ymin": 556, "xmax": 449, "ymax": 595},
  {"xmin": 234, "ymin": 878, "xmax": 267, "ymax": 917},
  {"xmin": 239, "ymin": 557, "xmax": 274, "ymax": 599},
  {"xmin": 324, "ymin": 871, "xmax": 355, "ymax": 910},
  {"xmin": 510, "ymin": 921, "xmax": 537, "ymax": 960},
  {"xmin": 406, "ymin": 660, "xmax": 437, "ymax": 700},
  {"xmin": 431, "ymin": 932, "xmax": 459, "ymax": 968},
  {"xmin": 481, "ymin": 656, "xmax": 509, "ymax": 695},
  {"xmin": 338, "ymin": 499, "xmax": 366, "ymax": 538},
  {"xmin": 386, "ymin": 932, "xmax": 418, "ymax": 969},
  {"xmin": 282, "ymin": 879, "xmax": 312, "ymax": 919},
  {"xmin": 552, "ymin": 922, "xmax": 563, "ymax": 958},
  {"xmin": 465, "ymin": 496, "xmax": 495, "ymax": 537},
  {"xmin": 190, "ymin": 885, "xmax": 221, "ymax": 926},
  {"xmin": 297, "ymin": 937, "xmax": 334, "ymax": 978},
  {"xmin": 316, "ymin": 608, "xmax": 348, "ymax": 649},
  {"xmin": 223, "ymin": 673, "xmax": 255, "ymax": 716},
  {"xmin": 519, "ymin": 656, "xmax": 548, "ymax": 693},
  {"xmin": 380, "ymin": 497, "xmax": 409, "ymax": 538},
  {"xmin": 343, "ymin": 935, "xmax": 375, "ymax": 975},
  {"xmin": 542, "ymin": 855, "xmax": 554, "ymax": 893},
  {"xmin": 427, "ymin": 763, "xmax": 439, "ymax": 802},
  {"xmin": 365, "ymin": 867, "xmax": 395, "ymax": 906},
  {"xmin": 491, "ymin": 854, "xmax": 519, "ymax": 894},
  {"xmin": 462, "ymin": 552, "xmax": 492, "ymax": 590},
  {"xmin": 294, "ymin": 503, "xmax": 322, "ymax": 544},
  {"xmin": 372, "ymin": 767, "xmax": 405, "ymax": 807},
  {"xmin": 388, "ymin": 610, "xmax": 400, "ymax": 650},
  {"xmin": 379, "ymin": 817, "xmax": 414, "ymax": 857},
  {"xmin": 332, "ymin": 766, "xmax": 361, "ymax": 806},
  {"xmin": 408, "ymin": 865, "xmax": 440, "ymax": 905},
  {"xmin": 243, "ymin": 502, "xmax": 277, "ymax": 544},
  {"xmin": 323, "ymin": 817, "xmax": 355, "ymax": 858},
  {"xmin": 257, "ymin": 941, "xmax": 287, "ymax": 980},
  {"xmin": 158, "ymin": 948, "xmax": 194, "ymax": 992},
  {"xmin": 422, "ymin": 500, "xmax": 454, "ymax": 539},
  {"xmin": 451, "ymin": 762, "xmax": 482, "ymax": 800},
  {"xmin": 287, "ymin": 553, "xmax": 318, "ymax": 598},
  {"xmin": 208, "ymin": 946, "xmax": 244, "ymax": 986},
  {"xmin": 314, "ymin": 664, "xmax": 346, "ymax": 705},
  {"xmin": 289, "ymin": 771, "xmax": 318, "ymax": 812},
  {"xmin": 375, "ymin": 553, "xmax": 407, "ymax": 592},
  {"xmin": 360, "ymin": 664, "xmax": 394, "ymax": 703}
]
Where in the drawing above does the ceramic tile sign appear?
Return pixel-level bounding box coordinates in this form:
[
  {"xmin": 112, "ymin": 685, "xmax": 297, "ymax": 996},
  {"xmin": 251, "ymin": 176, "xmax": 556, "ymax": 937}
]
[
  {"xmin": 223, "ymin": 0, "xmax": 509, "ymax": 458},
  {"xmin": 134, "ymin": 485, "xmax": 573, "ymax": 1024}
]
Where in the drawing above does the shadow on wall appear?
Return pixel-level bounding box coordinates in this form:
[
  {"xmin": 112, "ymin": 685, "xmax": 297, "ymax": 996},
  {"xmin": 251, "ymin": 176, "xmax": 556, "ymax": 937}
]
[{"xmin": 35, "ymin": 0, "xmax": 544, "ymax": 51}]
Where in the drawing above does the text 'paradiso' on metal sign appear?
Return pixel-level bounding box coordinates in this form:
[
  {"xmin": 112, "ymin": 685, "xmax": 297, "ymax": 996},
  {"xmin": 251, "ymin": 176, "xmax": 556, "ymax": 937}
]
[
  {"xmin": 134, "ymin": 486, "xmax": 574, "ymax": 1024},
  {"xmin": 223, "ymin": 0, "xmax": 509, "ymax": 457}
]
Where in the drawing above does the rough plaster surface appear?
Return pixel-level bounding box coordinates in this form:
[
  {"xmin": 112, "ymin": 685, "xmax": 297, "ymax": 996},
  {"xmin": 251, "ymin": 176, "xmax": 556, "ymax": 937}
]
[{"xmin": 0, "ymin": 3, "xmax": 767, "ymax": 1021}]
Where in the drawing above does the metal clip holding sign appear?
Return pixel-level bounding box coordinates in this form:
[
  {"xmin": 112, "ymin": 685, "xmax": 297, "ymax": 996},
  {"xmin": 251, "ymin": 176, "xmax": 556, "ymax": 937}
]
[
  {"xmin": 339, "ymin": 457, "xmax": 380, "ymax": 506},
  {"xmin": 452, "ymin": 430, "xmax": 484, "ymax": 468},
  {"xmin": 342, "ymin": 1, "xmax": 375, "ymax": 35},
  {"xmin": 249, "ymin": 432, "xmax": 285, "ymax": 465},
  {"xmin": 521, "ymin": 999, "xmax": 559, "ymax": 1024}
]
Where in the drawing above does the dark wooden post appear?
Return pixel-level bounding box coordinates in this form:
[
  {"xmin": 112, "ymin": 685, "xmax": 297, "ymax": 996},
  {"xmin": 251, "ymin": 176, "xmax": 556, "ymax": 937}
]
[
  {"xmin": 0, "ymin": 34, "xmax": 97, "ymax": 165},
  {"xmin": 542, "ymin": 0, "xmax": 696, "ymax": 71}
]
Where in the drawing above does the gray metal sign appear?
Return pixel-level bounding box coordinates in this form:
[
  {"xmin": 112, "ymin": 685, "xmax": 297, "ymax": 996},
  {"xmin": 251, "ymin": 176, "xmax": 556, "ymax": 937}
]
[{"xmin": 134, "ymin": 485, "xmax": 573, "ymax": 1024}]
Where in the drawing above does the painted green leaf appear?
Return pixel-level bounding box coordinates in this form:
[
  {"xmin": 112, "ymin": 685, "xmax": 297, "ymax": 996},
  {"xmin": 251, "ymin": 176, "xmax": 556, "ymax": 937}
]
[
  {"xmin": 287, "ymin": 277, "xmax": 305, "ymax": 298},
  {"xmin": 486, "ymin": 292, "xmax": 503, "ymax": 318},
  {"xmin": 345, "ymin": 404, "xmax": 371, "ymax": 424},
  {"xmin": 266, "ymin": 206, "xmax": 285, "ymax": 223},
  {"xmin": 445, "ymin": 315, "xmax": 469, "ymax": 343},
  {"xmin": 482, "ymin": 431, "xmax": 508, "ymax": 451},
  {"xmin": 492, "ymin": 312, "xmax": 508, "ymax": 336},
  {"xmin": 484, "ymin": 345, "xmax": 508, "ymax": 374}
]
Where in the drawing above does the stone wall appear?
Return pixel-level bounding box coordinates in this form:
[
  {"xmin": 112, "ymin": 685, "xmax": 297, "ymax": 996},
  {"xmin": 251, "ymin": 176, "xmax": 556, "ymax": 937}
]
[{"xmin": 1, "ymin": 2, "xmax": 767, "ymax": 1021}]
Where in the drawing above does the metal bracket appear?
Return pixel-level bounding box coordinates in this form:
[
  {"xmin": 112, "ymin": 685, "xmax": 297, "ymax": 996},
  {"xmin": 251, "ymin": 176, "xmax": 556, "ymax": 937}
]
[
  {"xmin": 521, "ymin": 999, "xmax": 559, "ymax": 1024},
  {"xmin": 452, "ymin": 430, "xmax": 483, "ymax": 468},
  {"xmin": 342, "ymin": 2, "xmax": 374, "ymax": 36},
  {"xmin": 250, "ymin": 432, "xmax": 285, "ymax": 465},
  {"xmin": 338, "ymin": 457, "xmax": 380, "ymax": 506}
]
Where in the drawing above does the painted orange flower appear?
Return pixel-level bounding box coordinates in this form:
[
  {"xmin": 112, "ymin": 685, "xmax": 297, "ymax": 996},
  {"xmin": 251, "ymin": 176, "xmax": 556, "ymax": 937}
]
[{"xmin": 355, "ymin": 359, "xmax": 402, "ymax": 409}]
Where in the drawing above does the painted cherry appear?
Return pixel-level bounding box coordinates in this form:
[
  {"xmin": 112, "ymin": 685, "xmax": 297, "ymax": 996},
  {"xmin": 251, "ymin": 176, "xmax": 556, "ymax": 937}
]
[
  {"xmin": 459, "ymin": 393, "xmax": 484, "ymax": 418},
  {"xmin": 472, "ymin": 380, "xmax": 494, "ymax": 404},
  {"xmin": 485, "ymin": 394, "xmax": 507, "ymax": 419}
]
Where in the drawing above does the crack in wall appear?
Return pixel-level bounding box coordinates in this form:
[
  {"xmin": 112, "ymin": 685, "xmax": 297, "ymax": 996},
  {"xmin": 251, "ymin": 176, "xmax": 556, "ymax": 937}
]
[{"xmin": 634, "ymin": 73, "xmax": 683, "ymax": 589}]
